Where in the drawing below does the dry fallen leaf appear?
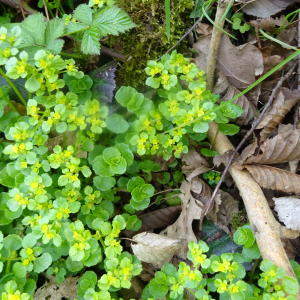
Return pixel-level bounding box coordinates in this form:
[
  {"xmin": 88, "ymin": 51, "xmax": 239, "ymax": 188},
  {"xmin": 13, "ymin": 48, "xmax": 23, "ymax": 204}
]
[
  {"xmin": 160, "ymin": 180, "xmax": 202, "ymax": 258},
  {"xmin": 4, "ymin": 101, "xmax": 27, "ymax": 116},
  {"xmin": 257, "ymin": 88, "xmax": 300, "ymax": 142},
  {"xmin": 213, "ymin": 150, "xmax": 234, "ymax": 167},
  {"xmin": 260, "ymin": 47, "xmax": 284, "ymax": 75},
  {"xmin": 241, "ymin": 0, "xmax": 299, "ymax": 18},
  {"xmin": 194, "ymin": 34, "xmax": 263, "ymax": 90},
  {"xmin": 248, "ymin": 16, "xmax": 286, "ymax": 32},
  {"xmin": 34, "ymin": 276, "xmax": 79, "ymax": 300},
  {"xmin": 131, "ymin": 232, "xmax": 183, "ymax": 264},
  {"xmin": 274, "ymin": 197, "xmax": 300, "ymax": 231},
  {"xmin": 244, "ymin": 165, "xmax": 300, "ymax": 194},
  {"xmin": 242, "ymin": 129, "xmax": 300, "ymax": 165},
  {"xmin": 196, "ymin": 22, "xmax": 213, "ymax": 36},
  {"xmin": 124, "ymin": 206, "xmax": 181, "ymax": 238},
  {"xmin": 276, "ymin": 27, "xmax": 298, "ymax": 48}
]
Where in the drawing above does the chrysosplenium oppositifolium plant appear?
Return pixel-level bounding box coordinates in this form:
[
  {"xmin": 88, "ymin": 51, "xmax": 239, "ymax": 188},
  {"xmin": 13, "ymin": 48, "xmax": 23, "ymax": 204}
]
[{"xmin": 0, "ymin": 5, "xmax": 297, "ymax": 300}]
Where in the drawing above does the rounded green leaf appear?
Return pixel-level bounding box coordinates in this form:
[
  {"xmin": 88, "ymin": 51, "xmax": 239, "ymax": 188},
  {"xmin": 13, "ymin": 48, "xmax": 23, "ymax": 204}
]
[
  {"xmin": 3, "ymin": 234, "xmax": 22, "ymax": 251},
  {"xmin": 242, "ymin": 243, "xmax": 261, "ymax": 259},
  {"xmin": 218, "ymin": 124, "xmax": 240, "ymax": 136},
  {"xmin": 33, "ymin": 253, "xmax": 52, "ymax": 273},
  {"xmin": 149, "ymin": 280, "xmax": 168, "ymax": 298},
  {"xmin": 92, "ymin": 155, "xmax": 114, "ymax": 177},
  {"xmin": 282, "ymin": 276, "xmax": 299, "ymax": 295},
  {"xmin": 115, "ymin": 86, "xmax": 137, "ymax": 107},
  {"xmin": 106, "ymin": 114, "xmax": 129, "ymax": 133},
  {"xmin": 193, "ymin": 122, "xmax": 209, "ymax": 133},
  {"xmin": 94, "ymin": 176, "xmax": 116, "ymax": 191},
  {"xmin": 233, "ymin": 227, "xmax": 248, "ymax": 246}
]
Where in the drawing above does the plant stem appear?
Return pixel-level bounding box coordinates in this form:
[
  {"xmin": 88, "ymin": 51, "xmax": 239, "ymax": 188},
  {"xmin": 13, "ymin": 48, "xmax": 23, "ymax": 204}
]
[
  {"xmin": 73, "ymin": 130, "xmax": 82, "ymax": 155},
  {"xmin": 6, "ymin": 259, "xmax": 11, "ymax": 274},
  {"xmin": 186, "ymin": 288, "xmax": 196, "ymax": 297},
  {"xmin": 28, "ymin": 92, "xmax": 31, "ymax": 99},
  {"xmin": 60, "ymin": 52, "xmax": 84, "ymax": 59},
  {"xmin": 0, "ymin": 68, "xmax": 27, "ymax": 107},
  {"xmin": 152, "ymin": 189, "xmax": 181, "ymax": 196},
  {"xmin": 249, "ymin": 258, "xmax": 260, "ymax": 283},
  {"xmin": 99, "ymin": 237, "xmax": 106, "ymax": 249},
  {"xmin": 0, "ymin": 86, "xmax": 20, "ymax": 115}
]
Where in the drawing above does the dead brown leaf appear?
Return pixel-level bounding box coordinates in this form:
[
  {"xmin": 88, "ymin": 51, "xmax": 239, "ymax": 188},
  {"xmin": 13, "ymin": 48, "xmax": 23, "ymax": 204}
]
[
  {"xmin": 196, "ymin": 22, "xmax": 213, "ymax": 36},
  {"xmin": 34, "ymin": 276, "xmax": 79, "ymax": 300},
  {"xmin": 257, "ymin": 88, "xmax": 300, "ymax": 142},
  {"xmin": 4, "ymin": 101, "xmax": 27, "ymax": 116},
  {"xmin": 160, "ymin": 180, "xmax": 202, "ymax": 258},
  {"xmin": 242, "ymin": 129, "xmax": 300, "ymax": 165},
  {"xmin": 276, "ymin": 27, "xmax": 298, "ymax": 49},
  {"xmin": 244, "ymin": 164, "xmax": 300, "ymax": 194},
  {"xmin": 124, "ymin": 206, "xmax": 182, "ymax": 238},
  {"xmin": 248, "ymin": 16, "xmax": 285, "ymax": 32},
  {"xmin": 260, "ymin": 47, "xmax": 284, "ymax": 75},
  {"xmin": 194, "ymin": 34, "xmax": 264, "ymax": 90},
  {"xmin": 241, "ymin": 0, "xmax": 299, "ymax": 18},
  {"xmin": 213, "ymin": 190, "xmax": 239, "ymax": 234},
  {"xmin": 213, "ymin": 150, "xmax": 234, "ymax": 167}
]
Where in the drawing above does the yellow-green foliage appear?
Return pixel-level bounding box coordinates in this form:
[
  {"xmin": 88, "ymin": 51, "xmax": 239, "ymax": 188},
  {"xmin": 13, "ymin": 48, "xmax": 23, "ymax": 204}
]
[{"xmin": 108, "ymin": 0, "xmax": 194, "ymax": 87}]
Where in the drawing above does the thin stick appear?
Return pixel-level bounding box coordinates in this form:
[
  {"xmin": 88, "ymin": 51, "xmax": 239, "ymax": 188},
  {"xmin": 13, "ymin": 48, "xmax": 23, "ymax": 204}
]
[
  {"xmin": 206, "ymin": 0, "xmax": 232, "ymax": 91},
  {"xmin": 43, "ymin": 0, "xmax": 50, "ymax": 21},
  {"xmin": 56, "ymin": 0, "xmax": 60, "ymax": 17},
  {"xmin": 255, "ymin": 27, "xmax": 261, "ymax": 49},
  {"xmin": 201, "ymin": 62, "xmax": 298, "ymax": 224},
  {"xmin": 18, "ymin": 0, "xmax": 25, "ymax": 19}
]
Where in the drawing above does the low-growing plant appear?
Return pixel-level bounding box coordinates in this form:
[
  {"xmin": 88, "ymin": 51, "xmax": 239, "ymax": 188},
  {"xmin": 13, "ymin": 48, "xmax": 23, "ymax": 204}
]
[{"xmin": 0, "ymin": 5, "xmax": 298, "ymax": 300}]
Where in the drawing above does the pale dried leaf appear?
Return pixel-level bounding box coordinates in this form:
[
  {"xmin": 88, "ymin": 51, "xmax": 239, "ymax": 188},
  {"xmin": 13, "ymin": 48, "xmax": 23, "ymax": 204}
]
[
  {"xmin": 257, "ymin": 88, "xmax": 300, "ymax": 142},
  {"xmin": 260, "ymin": 47, "xmax": 284, "ymax": 75},
  {"xmin": 191, "ymin": 177, "xmax": 212, "ymax": 208},
  {"xmin": 182, "ymin": 147, "xmax": 209, "ymax": 168},
  {"xmin": 245, "ymin": 165, "xmax": 300, "ymax": 194},
  {"xmin": 196, "ymin": 22, "xmax": 213, "ymax": 36},
  {"xmin": 214, "ymin": 190, "xmax": 239, "ymax": 234},
  {"xmin": 160, "ymin": 180, "xmax": 202, "ymax": 258},
  {"xmin": 289, "ymin": 161, "xmax": 299, "ymax": 173},
  {"xmin": 241, "ymin": 0, "xmax": 299, "ymax": 18},
  {"xmin": 213, "ymin": 70, "xmax": 257, "ymax": 125},
  {"xmin": 274, "ymin": 197, "xmax": 300, "ymax": 231},
  {"xmin": 4, "ymin": 101, "xmax": 27, "ymax": 116},
  {"xmin": 194, "ymin": 34, "xmax": 263, "ymax": 90},
  {"xmin": 131, "ymin": 232, "xmax": 183, "ymax": 264},
  {"xmin": 34, "ymin": 276, "xmax": 79, "ymax": 300},
  {"xmin": 243, "ymin": 129, "xmax": 300, "ymax": 165},
  {"xmin": 239, "ymin": 135, "xmax": 258, "ymax": 164},
  {"xmin": 248, "ymin": 16, "xmax": 286, "ymax": 32},
  {"xmin": 276, "ymin": 27, "xmax": 298, "ymax": 49},
  {"xmin": 124, "ymin": 206, "xmax": 182, "ymax": 238}
]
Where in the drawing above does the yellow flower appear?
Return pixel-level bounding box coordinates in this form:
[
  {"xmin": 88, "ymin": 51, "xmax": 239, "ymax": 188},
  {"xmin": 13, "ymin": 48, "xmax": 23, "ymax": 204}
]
[
  {"xmin": 16, "ymin": 65, "xmax": 25, "ymax": 74},
  {"xmin": 42, "ymin": 225, "xmax": 48, "ymax": 233},
  {"xmin": 56, "ymin": 212, "xmax": 63, "ymax": 219},
  {"xmin": 14, "ymin": 133, "xmax": 21, "ymax": 140},
  {"xmin": 21, "ymin": 162, "xmax": 27, "ymax": 168},
  {"xmin": 0, "ymin": 33, "xmax": 6, "ymax": 40},
  {"xmin": 203, "ymin": 115, "xmax": 211, "ymax": 121},
  {"xmin": 23, "ymin": 259, "xmax": 29, "ymax": 266},
  {"xmin": 161, "ymin": 73, "xmax": 170, "ymax": 85},
  {"xmin": 19, "ymin": 143, "xmax": 26, "ymax": 150},
  {"xmin": 78, "ymin": 242, "xmax": 85, "ymax": 250},
  {"xmin": 40, "ymin": 59, "xmax": 48, "ymax": 68},
  {"xmin": 47, "ymin": 118, "xmax": 53, "ymax": 125},
  {"xmin": 108, "ymin": 275, "xmax": 117, "ymax": 285},
  {"xmin": 71, "ymin": 175, "xmax": 78, "ymax": 182},
  {"xmin": 26, "ymin": 248, "xmax": 33, "ymax": 255},
  {"xmin": 11, "ymin": 145, "xmax": 19, "ymax": 153},
  {"xmin": 52, "ymin": 111, "xmax": 60, "ymax": 120},
  {"xmin": 30, "ymin": 182, "xmax": 39, "ymax": 189}
]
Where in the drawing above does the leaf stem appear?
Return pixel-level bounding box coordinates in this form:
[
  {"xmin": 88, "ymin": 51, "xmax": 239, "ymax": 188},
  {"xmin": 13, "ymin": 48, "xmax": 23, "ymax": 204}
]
[
  {"xmin": 259, "ymin": 29, "xmax": 297, "ymax": 50},
  {"xmin": 0, "ymin": 86, "xmax": 20, "ymax": 115},
  {"xmin": 0, "ymin": 68, "xmax": 27, "ymax": 107},
  {"xmin": 249, "ymin": 258, "xmax": 260, "ymax": 283},
  {"xmin": 99, "ymin": 237, "xmax": 106, "ymax": 249}
]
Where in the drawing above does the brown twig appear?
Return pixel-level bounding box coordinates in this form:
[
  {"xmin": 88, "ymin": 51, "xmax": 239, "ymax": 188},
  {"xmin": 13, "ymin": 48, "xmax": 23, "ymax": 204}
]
[
  {"xmin": 293, "ymin": 101, "xmax": 300, "ymax": 129},
  {"xmin": 43, "ymin": 0, "xmax": 50, "ymax": 21},
  {"xmin": 17, "ymin": 0, "xmax": 25, "ymax": 19},
  {"xmin": 255, "ymin": 27, "xmax": 261, "ymax": 49},
  {"xmin": 56, "ymin": 0, "xmax": 60, "ymax": 17},
  {"xmin": 100, "ymin": 46, "xmax": 124, "ymax": 60},
  {"xmin": 202, "ymin": 62, "xmax": 298, "ymax": 224},
  {"xmin": 206, "ymin": 0, "xmax": 231, "ymax": 91}
]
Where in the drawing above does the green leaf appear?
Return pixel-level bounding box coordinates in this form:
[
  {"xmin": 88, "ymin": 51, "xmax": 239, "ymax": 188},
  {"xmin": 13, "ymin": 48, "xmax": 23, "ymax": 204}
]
[
  {"xmin": 3, "ymin": 234, "xmax": 22, "ymax": 251},
  {"xmin": 115, "ymin": 86, "xmax": 137, "ymax": 107},
  {"xmin": 33, "ymin": 253, "xmax": 52, "ymax": 273},
  {"xmin": 233, "ymin": 227, "xmax": 248, "ymax": 246},
  {"xmin": 25, "ymin": 75, "xmax": 41, "ymax": 93},
  {"xmin": 106, "ymin": 113, "xmax": 129, "ymax": 133},
  {"xmin": 21, "ymin": 13, "xmax": 45, "ymax": 45},
  {"xmin": 200, "ymin": 148, "xmax": 219, "ymax": 157},
  {"xmin": 93, "ymin": 155, "xmax": 114, "ymax": 177},
  {"xmin": 12, "ymin": 262, "xmax": 27, "ymax": 278},
  {"xmin": 146, "ymin": 77, "xmax": 160, "ymax": 89},
  {"xmin": 149, "ymin": 280, "xmax": 168, "ymax": 298},
  {"xmin": 47, "ymin": 39, "xmax": 64, "ymax": 55},
  {"xmin": 45, "ymin": 18, "xmax": 65, "ymax": 44},
  {"xmin": 94, "ymin": 176, "xmax": 116, "ymax": 191},
  {"xmin": 242, "ymin": 243, "xmax": 261, "ymax": 259},
  {"xmin": 82, "ymin": 138, "xmax": 94, "ymax": 152},
  {"xmin": 65, "ymin": 22, "xmax": 88, "ymax": 35},
  {"xmin": 81, "ymin": 26, "xmax": 100, "ymax": 55},
  {"xmin": 193, "ymin": 122, "xmax": 209, "ymax": 133},
  {"xmin": 218, "ymin": 124, "xmax": 240, "ymax": 135},
  {"xmin": 114, "ymin": 143, "xmax": 134, "ymax": 166},
  {"xmin": 110, "ymin": 157, "xmax": 127, "ymax": 174},
  {"xmin": 244, "ymin": 228, "xmax": 255, "ymax": 248},
  {"xmin": 73, "ymin": 4, "xmax": 93, "ymax": 26},
  {"xmin": 130, "ymin": 198, "xmax": 150, "ymax": 211},
  {"xmin": 282, "ymin": 276, "xmax": 299, "ymax": 295},
  {"xmin": 93, "ymin": 6, "xmax": 136, "ymax": 36}
]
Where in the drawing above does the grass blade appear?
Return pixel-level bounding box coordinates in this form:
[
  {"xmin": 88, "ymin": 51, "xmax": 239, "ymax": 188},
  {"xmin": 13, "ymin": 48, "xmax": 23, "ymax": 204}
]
[{"xmin": 165, "ymin": 0, "xmax": 170, "ymax": 41}]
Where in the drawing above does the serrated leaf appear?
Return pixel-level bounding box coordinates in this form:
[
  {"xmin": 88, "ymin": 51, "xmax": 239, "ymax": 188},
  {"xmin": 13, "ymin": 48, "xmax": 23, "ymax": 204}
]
[
  {"xmin": 93, "ymin": 6, "xmax": 136, "ymax": 36},
  {"xmin": 45, "ymin": 18, "xmax": 65, "ymax": 44},
  {"xmin": 131, "ymin": 232, "xmax": 183, "ymax": 264},
  {"xmin": 73, "ymin": 4, "xmax": 93, "ymax": 26},
  {"xmin": 46, "ymin": 39, "xmax": 64, "ymax": 55},
  {"xmin": 81, "ymin": 26, "xmax": 100, "ymax": 55},
  {"xmin": 21, "ymin": 13, "xmax": 46, "ymax": 45},
  {"xmin": 65, "ymin": 22, "xmax": 88, "ymax": 35}
]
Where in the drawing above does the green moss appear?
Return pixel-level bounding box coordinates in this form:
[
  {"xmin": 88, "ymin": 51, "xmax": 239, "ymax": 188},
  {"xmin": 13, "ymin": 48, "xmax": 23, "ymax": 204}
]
[
  {"xmin": 231, "ymin": 209, "xmax": 248, "ymax": 230},
  {"xmin": 107, "ymin": 0, "xmax": 194, "ymax": 87}
]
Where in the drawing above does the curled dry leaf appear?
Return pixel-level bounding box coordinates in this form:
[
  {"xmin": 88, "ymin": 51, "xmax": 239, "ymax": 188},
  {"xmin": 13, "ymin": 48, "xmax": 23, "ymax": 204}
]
[
  {"xmin": 213, "ymin": 190, "xmax": 239, "ymax": 234},
  {"xmin": 160, "ymin": 180, "xmax": 202, "ymax": 258},
  {"xmin": 241, "ymin": 0, "xmax": 299, "ymax": 18},
  {"xmin": 274, "ymin": 197, "xmax": 300, "ymax": 231},
  {"xmin": 182, "ymin": 147, "xmax": 210, "ymax": 181},
  {"xmin": 260, "ymin": 47, "xmax": 284, "ymax": 75},
  {"xmin": 213, "ymin": 70, "xmax": 257, "ymax": 125},
  {"xmin": 248, "ymin": 16, "xmax": 286, "ymax": 32},
  {"xmin": 34, "ymin": 276, "xmax": 79, "ymax": 300},
  {"xmin": 124, "ymin": 206, "xmax": 182, "ymax": 238},
  {"xmin": 276, "ymin": 27, "xmax": 298, "ymax": 49},
  {"xmin": 257, "ymin": 88, "xmax": 300, "ymax": 142},
  {"xmin": 244, "ymin": 165, "xmax": 300, "ymax": 194},
  {"xmin": 191, "ymin": 177, "xmax": 212, "ymax": 208},
  {"xmin": 242, "ymin": 129, "xmax": 300, "ymax": 165},
  {"xmin": 194, "ymin": 34, "xmax": 263, "ymax": 90},
  {"xmin": 196, "ymin": 22, "xmax": 213, "ymax": 36},
  {"xmin": 131, "ymin": 232, "xmax": 183, "ymax": 265},
  {"xmin": 213, "ymin": 149, "xmax": 234, "ymax": 167}
]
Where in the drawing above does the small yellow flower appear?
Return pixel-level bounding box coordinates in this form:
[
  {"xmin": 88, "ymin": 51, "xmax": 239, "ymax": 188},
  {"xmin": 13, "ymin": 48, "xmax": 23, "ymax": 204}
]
[
  {"xmin": 40, "ymin": 59, "xmax": 48, "ymax": 68},
  {"xmin": 23, "ymin": 259, "xmax": 29, "ymax": 266},
  {"xmin": 30, "ymin": 182, "xmax": 39, "ymax": 189},
  {"xmin": 47, "ymin": 118, "xmax": 53, "ymax": 125},
  {"xmin": 56, "ymin": 212, "xmax": 63, "ymax": 219},
  {"xmin": 52, "ymin": 111, "xmax": 60, "ymax": 120},
  {"xmin": 0, "ymin": 33, "xmax": 6, "ymax": 40},
  {"xmin": 26, "ymin": 248, "xmax": 33, "ymax": 255},
  {"xmin": 19, "ymin": 143, "xmax": 26, "ymax": 150},
  {"xmin": 16, "ymin": 65, "xmax": 25, "ymax": 74},
  {"xmin": 21, "ymin": 162, "xmax": 27, "ymax": 168}
]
